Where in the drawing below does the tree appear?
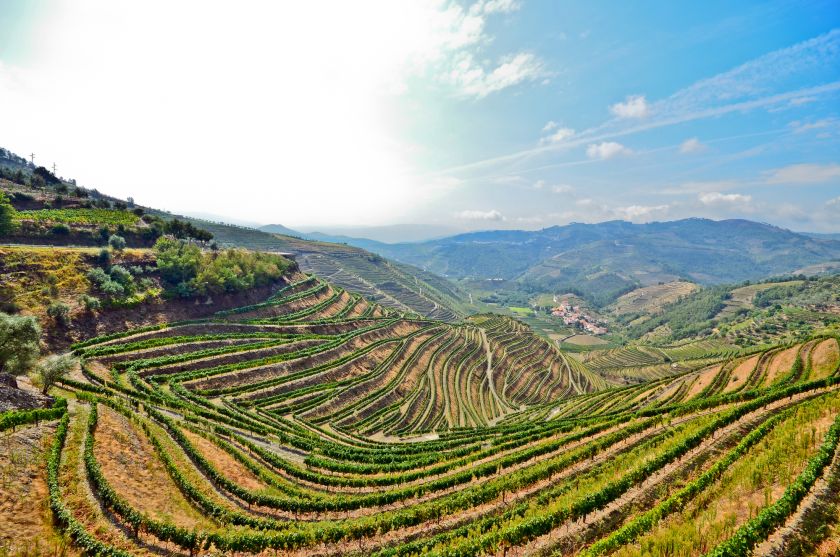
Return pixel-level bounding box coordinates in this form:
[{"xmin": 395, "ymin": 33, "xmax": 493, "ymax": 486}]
[
  {"xmin": 0, "ymin": 191, "xmax": 15, "ymax": 236},
  {"xmin": 0, "ymin": 313, "xmax": 41, "ymax": 375},
  {"xmin": 36, "ymin": 354, "xmax": 77, "ymax": 395},
  {"xmin": 108, "ymin": 234, "xmax": 127, "ymax": 251},
  {"xmin": 154, "ymin": 236, "xmax": 202, "ymax": 286}
]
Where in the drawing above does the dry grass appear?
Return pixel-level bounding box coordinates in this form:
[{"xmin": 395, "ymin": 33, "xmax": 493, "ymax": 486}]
[
  {"xmin": 0, "ymin": 422, "xmax": 75, "ymax": 557},
  {"xmin": 762, "ymin": 345, "xmax": 801, "ymax": 387},
  {"xmin": 810, "ymin": 338, "xmax": 840, "ymax": 381},
  {"xmin": 686, "ymin": 365, "xmax": 722, "ymax": 399},
  {"xmin": 94, "ymin": 405, "xmax": 212, "ymax": 530},
  {"xmin": 723, "ymin": 354, "xmax": 759, "ymax": 393}
]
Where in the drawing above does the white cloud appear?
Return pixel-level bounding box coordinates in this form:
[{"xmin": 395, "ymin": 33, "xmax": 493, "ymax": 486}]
[
  {"xmin": 447, "ymin": 51, "xmax": 546, "ymax": 99},
  {"xmin": 679, "ymin": 137, "xmax": 706, "ymax": 154},
  {"xmin": 609, "ymin": 95, "xmax": 649, "ymax": 118},
  {"xmin": 614, "ymin": 204, "xmax": 669, "ymax": 221},
  {"xmin": 586, "ymin": 141, "xmax": 631, "ymax": 160},
  {"xmin": 764, "ymin": 163, "xmax": 840, "ymax": 184},
  {"xmin": 698, "ymin": 192, "xmax": 753, "ymax": 206},
  {"xmin": 540, "ymin": 127, "xmax": 575, "ymax": 144},
  {"xmin": 471, "ymin": 0, "xmax": 521, "ymax": 15},
  {"xmin": 456, "ymin": 209, "xmax": 505, "ymax": 221},
  {"xmin": 542, "ymin": 121, "xmax": 558, "ymax": 132}
]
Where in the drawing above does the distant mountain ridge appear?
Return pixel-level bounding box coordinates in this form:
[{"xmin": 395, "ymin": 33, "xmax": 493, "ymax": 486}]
[{"xmin": 343, "ymin": 218, "xmax": 840, "ymax": 305}]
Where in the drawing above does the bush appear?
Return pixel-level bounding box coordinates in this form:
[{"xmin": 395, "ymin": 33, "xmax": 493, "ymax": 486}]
[
  {"xmin": 79, "ymin": 294, "xmax": 101, "ymax": 312},
  {"xmin": 154, "ymin": 237, "xmax": 202, "ymax": 287},
  {"xmin": 97, "ymin": 248, "xmax": 111, "ymax": 267},
  {"xmin": 108, "ymin": 265, "xmax": 134, "ymax": 289},
  {"xmin": 153, "ymin": 237, "xmax": 288, "ymax": 298},
  {"xmin": 87, "ymin": 266, "xmax": 132, "ymax": 300},
  {"xmin": 0, "ymin": 191, "xmax": 15, "ymax": 236},
  {"xmin": 47, "ymin": 303, "xmax": 71, "ymax": 327},
  {"xmin": 0, "ymin": 313, "xmax": 41, "ymax": 375},
  {"xmin": 51, "ymin": 223, "xmax": 71, "ymax": 235},
  {"xmin": 108, "ymin": 234, "xmax": 126, "ymax": 251}
]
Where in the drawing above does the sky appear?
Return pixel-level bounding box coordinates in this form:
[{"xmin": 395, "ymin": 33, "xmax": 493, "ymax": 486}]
[{"xmin": 1, "ymin": 0, "xmax": 839, "ymax": 235}]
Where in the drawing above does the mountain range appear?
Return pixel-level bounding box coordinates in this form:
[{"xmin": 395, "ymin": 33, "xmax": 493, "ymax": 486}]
[{"xmin": 283, "ymin": 219, "xmax": 840, "ymax": 305}]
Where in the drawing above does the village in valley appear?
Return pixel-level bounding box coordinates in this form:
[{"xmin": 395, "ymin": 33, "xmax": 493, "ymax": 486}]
[{"xmin": 551, "ymin": 298, "xmax": 608, "ymax": 335}]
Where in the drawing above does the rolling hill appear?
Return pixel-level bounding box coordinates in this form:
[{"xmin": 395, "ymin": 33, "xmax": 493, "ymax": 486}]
[
  {"xmin": 0, "ymin": 144, "xmax": 476, "ymax": 322},
  {"xmin": 348, "ymin": 219, "xmax": 840, "ymax": 305},
  {"xmin": 168, "ymin": 217, "xmax": 478, "ymax": 321},
  {"xmin": 4, "ymin": 262, "xmax": 839, "ymax": 556}
]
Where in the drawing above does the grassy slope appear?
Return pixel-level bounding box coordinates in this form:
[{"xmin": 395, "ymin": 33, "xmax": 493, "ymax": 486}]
[{"xmin": 162, "ymin": 214, "xmax": 479, "ymax": 321}]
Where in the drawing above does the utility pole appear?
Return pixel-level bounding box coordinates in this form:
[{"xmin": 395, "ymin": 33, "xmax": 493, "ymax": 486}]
[
  {"xmin": 52, "ymin": 163, "xmax": 57, "ymax": 175},
  {"xmin": 30, "ymin": 153, "xmax": 35, "ymax": 165}
]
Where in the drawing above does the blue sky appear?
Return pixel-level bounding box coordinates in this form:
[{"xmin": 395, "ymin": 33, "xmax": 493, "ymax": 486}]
[{"xmin": 1, "ymin": 0, "xmax": 838, "ymax": 233}]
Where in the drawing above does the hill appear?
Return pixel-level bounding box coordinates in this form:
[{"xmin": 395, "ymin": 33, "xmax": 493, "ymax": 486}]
[
  {"xmin": 615, "ymin": 274, "xmax": 840, "ymax": 345},
  {"xmin": 4, "ymin": 273, "xmax": 839, "ymax": 555},
  {"xmin": 354, "ymin": 219, "xmax": 840, "ymax": 306},
  {"xmin": 0, "ymin": 146, "xmax": 474, "ymax": 322},
  {"xmin": 169, "ymin": 217, "xmax": 478, "ymax": 321}
]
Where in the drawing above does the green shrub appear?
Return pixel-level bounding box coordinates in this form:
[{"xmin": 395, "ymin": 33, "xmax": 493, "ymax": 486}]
[
  {"xmin": 0, "ymin": 191, "xmax": 15, "ymax": 236},
  {"xmin": 108, "ymin": 234, "xmax": 126, "ymax": 251},
  {"xmin": 79, "ymin": 294, "xmax": 101, "ymax": 312},
  {"xmin": 47, "ymin": 302, "xmax": 71, "ymax": 327},
  {"xmin": 50, "ymin": 223, "xmax": 71, "ymax": 235}
]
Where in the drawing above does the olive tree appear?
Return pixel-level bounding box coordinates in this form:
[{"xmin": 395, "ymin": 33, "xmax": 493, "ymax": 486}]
[
  {"xmin": 0, "ymin": 313, "xmax": 41, "ymax": 375},
  {"xmin": 36, "ymin": 354, "xmax": 77, "ymax": 395}
]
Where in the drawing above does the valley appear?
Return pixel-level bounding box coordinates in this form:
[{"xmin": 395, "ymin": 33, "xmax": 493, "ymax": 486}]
[{"xmin": 1, "ymin": 151, "xmax": 840, "ymax": 556}]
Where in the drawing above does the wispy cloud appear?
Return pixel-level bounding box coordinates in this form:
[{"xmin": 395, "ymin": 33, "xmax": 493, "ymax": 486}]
[
  {"xmin": 679, "ymin": 137, "xmax": 706, "ymax": 154},
  {"xmin": 764, "ymin": 163, "xmax": 840, "ymax": 184},
  {"xmin": 472, "ymin": 0, "xmax": 521, "ymax": 15},
  {"xmin": 540, "ymin": 127, "xmax": 575, "ymax": 144},
  {"xmin": 433, "ymin": 29, "xmax": 840, "ymax": 176},
  {"xmin": 447, "ymin": 52, "xmax": 546, "ymax": 99}
]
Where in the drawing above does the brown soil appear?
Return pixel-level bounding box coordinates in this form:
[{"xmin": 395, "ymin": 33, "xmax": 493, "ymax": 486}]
[
  {"xmin": 686, "ymin": 365, "xmax": 722, "ymax": 399},
  {"xmin": 0, "ymin": 421, "xmax": 72, "ymax": 556},
  {"xmin": 810, "ymin": 339, "xmax": 840, "ymax": 381},
  {"xmin": 94, "ymin": 405, "xmax": 211, "ymax": 530},
  {"xmin": 763, "ymin": 345, "xmax": 801, "ymax": 387},
  {"xmin": 180, "ymin": 427, "xmax": 269, "ymax": 493},
  {"xmin": 65, "ymin": 277, "xmax": 295, "ymax": 350},
  {"xmin": 723, "ymin": 354, "xmax": 760, "ymax": 393}
]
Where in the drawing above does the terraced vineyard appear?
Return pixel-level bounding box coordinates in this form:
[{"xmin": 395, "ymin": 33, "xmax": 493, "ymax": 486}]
[
  {"xmin": 164, "ymin": 215, "xmax": 476, "ymax": 321},
  {"xmin": 4, "ymin": 270, "xmax": 840, "ymax": 556}
]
